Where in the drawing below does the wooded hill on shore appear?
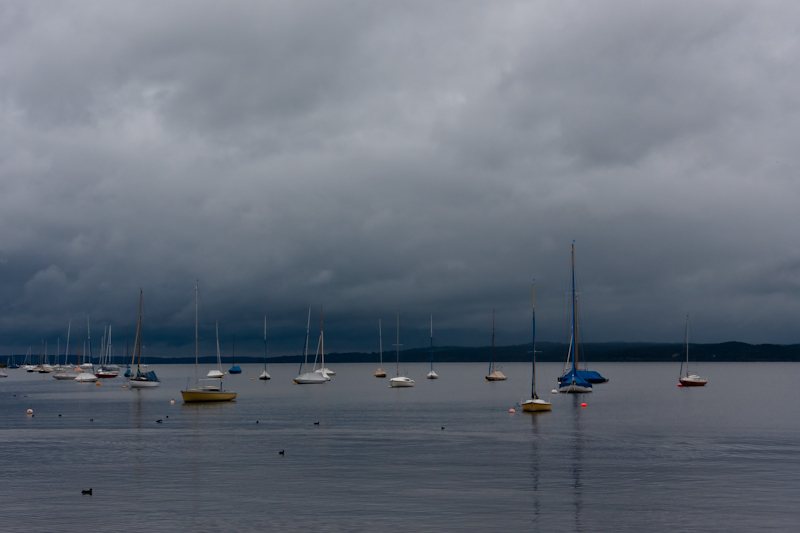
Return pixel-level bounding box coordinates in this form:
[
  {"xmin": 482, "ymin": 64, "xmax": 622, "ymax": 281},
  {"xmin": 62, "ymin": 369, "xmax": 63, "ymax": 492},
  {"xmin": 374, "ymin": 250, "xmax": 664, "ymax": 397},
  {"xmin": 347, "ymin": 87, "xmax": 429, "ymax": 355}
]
[{"xmin": 34, "ymin": 341, "xmax": 797, "ymax": 365}]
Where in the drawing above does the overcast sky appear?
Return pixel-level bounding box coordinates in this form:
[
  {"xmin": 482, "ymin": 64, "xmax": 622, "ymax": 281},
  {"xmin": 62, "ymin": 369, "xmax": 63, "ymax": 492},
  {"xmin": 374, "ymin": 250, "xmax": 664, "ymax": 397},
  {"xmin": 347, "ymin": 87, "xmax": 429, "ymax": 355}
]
[{"xmin": 2, "ymin": 0, "xmax": 800, "ymax": 357}]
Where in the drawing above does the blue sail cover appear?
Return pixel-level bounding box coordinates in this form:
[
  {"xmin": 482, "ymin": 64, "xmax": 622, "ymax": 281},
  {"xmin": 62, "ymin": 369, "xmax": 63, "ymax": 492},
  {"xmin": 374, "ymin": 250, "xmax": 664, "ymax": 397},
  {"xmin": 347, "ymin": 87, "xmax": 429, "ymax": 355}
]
[
  {"xmin": 136, "ymin": 370, "xmax": 160, "ymax": 382},
  {"xmin": 558, "ymin": 367, "xmax": 592, "ymax": 389},
  {"xmin": 228, "ymin": 366, "xmax": 242, "ymax": 374},
  {"xmin": 578, "ymin": 370, "xmax": 607, "ymax": 383}
]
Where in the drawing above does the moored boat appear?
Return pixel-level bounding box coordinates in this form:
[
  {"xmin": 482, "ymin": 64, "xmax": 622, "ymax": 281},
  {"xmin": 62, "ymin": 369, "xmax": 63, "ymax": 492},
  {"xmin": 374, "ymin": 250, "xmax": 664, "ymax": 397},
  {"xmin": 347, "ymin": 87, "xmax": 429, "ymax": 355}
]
[
  {"xmin": 558, "ymin": 243, "xmax": 592, "ymax": 394},
  {"xmin": 129, "ymin": 290, "xmax": 160, "ymax": 389},
  {"xmin": 522, "ymin": 281, "xmax": 551, "ymax": 412},
  {"xmin": 181, "ymin": 283, "xmax": 235, "ymax": 402},
  {"xmin": 485, "ymin": 310, "xmax": 507, "ymax": 381},
  {"xmin": 678, "ymin": 315, "xmax": 707, "ymax": 387},
  {"xmin": 389, "ymin": 312, "xmax": 414, "ymax": 388}
]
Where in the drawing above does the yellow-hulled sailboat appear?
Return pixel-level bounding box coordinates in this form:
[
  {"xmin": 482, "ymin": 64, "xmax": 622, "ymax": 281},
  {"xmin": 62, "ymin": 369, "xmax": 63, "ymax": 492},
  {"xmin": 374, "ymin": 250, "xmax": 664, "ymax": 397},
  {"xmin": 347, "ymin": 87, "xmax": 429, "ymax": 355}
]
[
  {"xmin": 522, "ymin": 282, "xmax": 551, "ymax": 412},
  {"xmin": 181, "ymin": 283, "xmax": 237, "ymax": 402}
]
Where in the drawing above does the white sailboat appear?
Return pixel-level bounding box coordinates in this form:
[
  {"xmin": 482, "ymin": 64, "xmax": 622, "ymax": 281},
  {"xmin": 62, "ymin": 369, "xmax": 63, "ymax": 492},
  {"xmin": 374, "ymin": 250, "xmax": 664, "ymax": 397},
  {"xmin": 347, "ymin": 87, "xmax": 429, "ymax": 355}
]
[
  {"xmin": 207, "ymin": 322, "xmax": 225, "ymax": 379},
  {"xmin": 75, "ymin": 319, "xmax": 98, "ymax": 382},
  {"xmin": 313, "ymin": 310, "xmax": 335, "ymax": 376},
  {"xmin": 374, "ymin": 319, "xmax": 386, "ymax": 378},
  {"xmin": 295, "ymin": 308, "xmax": 329, "ymax": 384},
  {"xmin": 53, "ymin": 320, "xmax": 81, "ymax": 380},
  {"xmin": 259, "ymin": 316, "xmax": 271, "ymax": 380},
  {"xmin": 181, "ymin": 283, "xmax": 236, "ymax": 401},
  {"xmin": 678, "ymin": 314, "xmax": 707, "ymax": 387},
  {"xmin": 485, "ymin": 310, "xmax": 507, "ymax": 381},
  {"xmin": 389, "ymin": 312, "xmax": 414, "ymax": 388},
  {"xmin": 426, "ymin": 315, "xmax": 438, "ymax": 379}
]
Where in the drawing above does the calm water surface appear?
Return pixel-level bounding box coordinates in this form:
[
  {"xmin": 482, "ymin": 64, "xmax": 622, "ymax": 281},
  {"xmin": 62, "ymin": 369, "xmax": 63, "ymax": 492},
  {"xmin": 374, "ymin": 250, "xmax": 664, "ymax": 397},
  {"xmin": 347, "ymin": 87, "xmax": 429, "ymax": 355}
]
[{"xmin": 1, "ymin": 362, "xmax": 798, "ymax": 532}]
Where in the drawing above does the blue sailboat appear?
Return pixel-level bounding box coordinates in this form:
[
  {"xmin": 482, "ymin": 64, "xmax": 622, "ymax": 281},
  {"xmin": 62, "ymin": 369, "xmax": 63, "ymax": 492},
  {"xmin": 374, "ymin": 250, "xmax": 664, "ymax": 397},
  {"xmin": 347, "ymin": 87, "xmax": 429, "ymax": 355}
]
[
  {"xmin": 558, "ymin": 243, "xmax": 593, "ymax": 393},
  {"xmin": 228, "ymin": 335, "xmax": 242, "ymax": 374}
]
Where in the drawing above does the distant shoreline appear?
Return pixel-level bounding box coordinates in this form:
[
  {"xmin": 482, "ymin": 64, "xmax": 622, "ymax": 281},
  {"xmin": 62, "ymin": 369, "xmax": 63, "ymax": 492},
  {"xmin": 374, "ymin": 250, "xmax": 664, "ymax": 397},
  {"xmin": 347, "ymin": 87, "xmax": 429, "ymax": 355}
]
[{"xmin": 10, "ymin": 341, "xmax": 796, "ymax": 365}]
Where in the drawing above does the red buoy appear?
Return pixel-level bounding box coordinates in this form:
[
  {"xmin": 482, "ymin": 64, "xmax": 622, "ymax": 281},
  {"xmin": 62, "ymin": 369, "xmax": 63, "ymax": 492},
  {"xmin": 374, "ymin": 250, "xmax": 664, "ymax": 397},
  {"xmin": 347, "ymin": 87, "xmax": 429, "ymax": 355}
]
[{"xmin": 581, "ymin": 403, "xmax": 587, "ymax": 408}]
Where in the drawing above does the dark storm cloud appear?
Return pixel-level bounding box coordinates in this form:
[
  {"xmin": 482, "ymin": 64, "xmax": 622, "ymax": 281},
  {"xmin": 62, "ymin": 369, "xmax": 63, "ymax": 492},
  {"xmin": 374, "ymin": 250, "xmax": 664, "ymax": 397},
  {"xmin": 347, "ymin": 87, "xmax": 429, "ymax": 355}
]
[{"xmin": 2, "ymin": 0, "xmax": 800, "ymax": 357}]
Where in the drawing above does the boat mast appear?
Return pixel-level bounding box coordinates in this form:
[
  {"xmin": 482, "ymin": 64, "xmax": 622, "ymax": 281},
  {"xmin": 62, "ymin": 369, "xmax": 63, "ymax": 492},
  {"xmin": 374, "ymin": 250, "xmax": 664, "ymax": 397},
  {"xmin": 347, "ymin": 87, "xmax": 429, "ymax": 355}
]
[
  {"xmin": 301, "ymin": 307, "xmax": 311, "ymax": 374},
  {"xmin": 320, "ymin": 307, "xmax": 324, "ymax": 372},
  {"xmin": 685, "ymin": 314, "xmax": 690, "ymax": 377},
  {"xmin": 379, "ymin": 319, "xmax": 383, "ymax": 368},
  {"xmin": 394, "ymin": 311, "xmax": 401, "ymax": 376},
  {"xmin": 65, "ymin": 320, "xmax": 71, "ymax": 367},
  {"xmin": 194, "ymin": 283, "xmax": 198, "ymax": 377},
  {"xmin": 216, "ymin": 321, "xmax": 221, "ymax": 371},
  {"xmin": 87, "ymin": 316, "xmax": 92, "ymax": 366},
  {"xmin": 489, "ymin": 309, "xmax": 495, "ymax": 375},
  {"xmin": 136, "ymin": 290, "xmax": 143, "ymax": 370},
  {"xmin": 263, "ymin": 316, "xmax": 267, "ymax": 371},
  {"xmin": 572, "ymin": 242, "xmax": 578, "ymax": 375},
  {"xmin": 430, "ymin": 314, "xmax": 433, "ymax": 372},
  {"xmin": 532, "ymin": 281, "xmax": 537, "ymax": 399}
]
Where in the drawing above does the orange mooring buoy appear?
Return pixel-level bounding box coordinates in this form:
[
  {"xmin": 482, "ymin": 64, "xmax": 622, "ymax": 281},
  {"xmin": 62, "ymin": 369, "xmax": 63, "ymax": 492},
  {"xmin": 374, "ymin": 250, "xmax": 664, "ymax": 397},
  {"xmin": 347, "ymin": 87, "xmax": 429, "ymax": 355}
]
[
  {"xmin": 509, "ymin": 408, "xmax": 515, "ymax": 413},
  {"xmin": 581, "ymin": 403, "xmax": 587, "ymax": 407}
]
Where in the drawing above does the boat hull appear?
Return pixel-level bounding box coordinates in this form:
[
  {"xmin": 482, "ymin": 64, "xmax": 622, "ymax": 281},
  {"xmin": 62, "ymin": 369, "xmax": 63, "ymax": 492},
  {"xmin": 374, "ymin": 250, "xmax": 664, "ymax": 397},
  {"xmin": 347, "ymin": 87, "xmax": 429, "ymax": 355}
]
[
  {"xmin": 53, "ymin": 373, "xmax": 80, "ymax": 380},
  {"xmin": 389, "ymin": 377, "xmax": 414, "ymax": 387},
  {"xmin": 258, "ymin": 372, "xmax": 271, "ymax": 380},
  {"xmin": 96, "ymin": 372, "xmax": 118, "ymax": 379},
  {"xmin": 130, "ymin": 379, "xmax": 160, "ymax": 388},
  {"xmin": 426, "ymin": 371, "xmax": 439, "ymax": 379},
  {"xmin": 522, "ymin": 399, "xmax": 552, "ymax": 412},
  {"xmin": 374, "ymin": 368, "xmax": 387, "ymax": 378},
  {"xmin": 181, "ymin": 389, "xmax": 237, "ymax": 402},
  {"xmin": 679, "ymin": 378, "xmax": 707, "ymax": 387},
  {"xmin": 295, "ymin": 372, "xmax": 328, "ymax": 384},
  {"xmin": 558, "ymin": 382, "xmax": 592, "ymax": 393},
  {"xmin": 74, "ymin": 373, "xmax": 97, "ymax": 382}
]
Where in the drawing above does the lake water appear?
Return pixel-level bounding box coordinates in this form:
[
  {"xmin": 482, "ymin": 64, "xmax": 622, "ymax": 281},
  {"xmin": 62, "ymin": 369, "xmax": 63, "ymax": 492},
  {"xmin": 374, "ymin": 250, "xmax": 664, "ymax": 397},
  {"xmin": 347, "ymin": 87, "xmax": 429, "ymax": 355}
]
[{"xmin": 1, "ymin": 362, "xmax": 798, "ymax": 532}]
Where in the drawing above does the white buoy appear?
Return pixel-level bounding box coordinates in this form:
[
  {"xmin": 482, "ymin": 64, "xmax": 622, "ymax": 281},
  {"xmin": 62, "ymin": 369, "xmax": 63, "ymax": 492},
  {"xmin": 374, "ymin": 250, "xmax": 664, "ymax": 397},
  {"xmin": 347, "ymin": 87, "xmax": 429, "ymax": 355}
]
[
  {"xmin": 170, "ymin": 399, "xmax": 175, "ymax": 405},
  {"xmin": 26, "ymin": 409, "xmax": 33, "ymax": 415},
  {"xmin": 551, "ymin": 388, "xmax": 558, "ymax": 394}
]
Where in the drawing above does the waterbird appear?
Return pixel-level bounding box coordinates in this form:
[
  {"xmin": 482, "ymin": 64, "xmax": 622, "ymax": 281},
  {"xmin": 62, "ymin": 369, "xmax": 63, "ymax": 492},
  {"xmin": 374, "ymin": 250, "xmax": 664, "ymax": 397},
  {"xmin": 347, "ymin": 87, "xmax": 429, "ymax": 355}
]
[
  {"xmin": 90, "ymin": 419, "xmax": 93, "ymax": 422},
  {"xmin": 279, "ymin": 450, "xmax": 284, "ymax": 455},
  {"xmin": 81, "ymin": 489, "xmax": 92, "ymax": 495},
  {"xmin": 156, "ymin": 419, "xmax": 163, "ymax": 423},
  {"xmin": 441, "ymin": 427, "xmax": 444, "ymax": 430},
  {"xmin": 314, "ymin": 421, "xmax": 319, "ymax": 425}
]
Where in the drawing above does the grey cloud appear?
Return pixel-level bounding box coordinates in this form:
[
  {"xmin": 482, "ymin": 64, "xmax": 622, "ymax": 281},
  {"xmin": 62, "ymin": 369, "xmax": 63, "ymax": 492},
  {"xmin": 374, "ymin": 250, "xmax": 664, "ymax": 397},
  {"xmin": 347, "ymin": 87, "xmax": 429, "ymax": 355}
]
[{"xmin": 1, "ymin": 1, "xmax": 800, "ymax": 357}]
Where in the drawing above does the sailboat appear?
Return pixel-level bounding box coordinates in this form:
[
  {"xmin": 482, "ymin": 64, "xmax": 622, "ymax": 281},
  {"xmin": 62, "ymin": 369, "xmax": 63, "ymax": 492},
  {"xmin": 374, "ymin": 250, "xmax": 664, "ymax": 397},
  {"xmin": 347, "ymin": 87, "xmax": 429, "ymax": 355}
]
[
  {"xmin": 22, "ymin": 349, "xmax": 35, "ymax": 371},
  {"xmin": 181, "ymin": 283, "xmax": 236, "ymax": 401},
  {"xmin": 207, "ymin": 322, "xmax": 225, "ymax": 378},
  {"xmin": 486, "ymin": 310, "xmax": 507, "ymax": 381},
  {"xmin": 426, "ymin": 315, "xmax": 439, "ymax": 379},
  {"xmin": 96, "ymin": 326, "xmax": 119, "ymax": 378},
  {"xmin": 389, "ymin": 312, "xmax": 414, "ymax": 387},
  {"xmin": 295, "ymin": 308, "xmax": 329, "ymax": 384},
  {"xmin": 374, "ymin": 319, "xmax": 386, "ymax": 378},
  {"xmin": 75, "ymin": 325, "xmax": 98, "ymax": 382},
  {"xmin": 259, "ymin": 316, "xmax": 271, "ymax": 380},
  {"xmin": 678, "ymin": 314, "xmax": 707, "ymax": 387},
  {"xmin": 313, "ymin": 310, "xmax": 335, "ymax": 376},
  {"xmin": 53, "ymin": 320, "xmax": 81, "ymax": 380},
  {"xmin": 522, "ymin": 282, "xmax": 551, "ymax": 412},
  {"xmin": 228, "ymin": 335, "xmax": 242, "ymax": 374},
  {"xmin": 129, "ymin": 290, "xmax": 160, "ymax": 388},
  {"xmin": 558, "ymin": 243, "xmax": 592, "ymax": 393},
  {"xmin": 8, "ymin": 355, "xmax": 19, "ymax": 369}
]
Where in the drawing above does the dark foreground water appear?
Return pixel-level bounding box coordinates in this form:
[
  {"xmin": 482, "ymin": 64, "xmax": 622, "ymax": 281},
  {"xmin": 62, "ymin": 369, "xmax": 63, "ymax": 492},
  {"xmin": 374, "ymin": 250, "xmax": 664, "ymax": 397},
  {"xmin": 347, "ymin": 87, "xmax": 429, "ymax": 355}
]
[{"xmin": 1, "ymin": 362, "xmax": 798, "ymax": 532}]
